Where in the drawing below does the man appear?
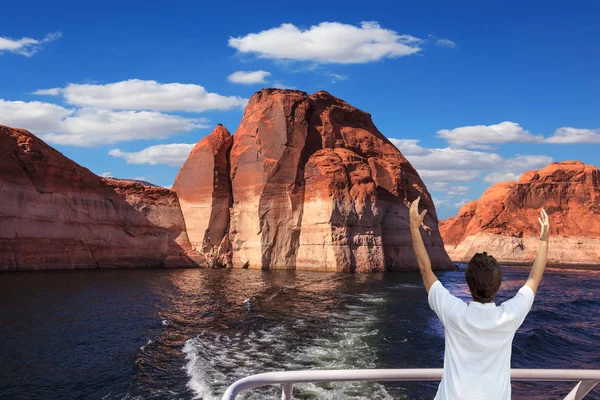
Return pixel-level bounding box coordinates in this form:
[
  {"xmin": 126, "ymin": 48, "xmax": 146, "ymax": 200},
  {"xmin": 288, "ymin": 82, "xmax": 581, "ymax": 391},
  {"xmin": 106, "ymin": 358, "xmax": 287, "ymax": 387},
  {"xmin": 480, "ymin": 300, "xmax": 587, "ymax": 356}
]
[{"xmin": 409, "ymin": 196, "xmax": 550, "ymax": 400}]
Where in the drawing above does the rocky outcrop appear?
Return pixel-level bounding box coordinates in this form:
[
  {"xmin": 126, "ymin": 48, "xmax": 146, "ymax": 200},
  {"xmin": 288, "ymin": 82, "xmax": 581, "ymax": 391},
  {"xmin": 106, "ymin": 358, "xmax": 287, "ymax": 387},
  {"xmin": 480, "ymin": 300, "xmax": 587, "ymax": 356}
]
[
  {"xmin": 173, "ymin": 124, "xmax": 233, "ymax": 267},
  {"xmin": 440, "ymin": 161, "xmax": 600, "ymax": 266},
  {"xmin": 179, "ymin": 89, "xmax": 452, "ymax": 272},
  {"xmin": 1, "ymin": 89, "xmax": 454, "ymax": 273},
  {"xmin": 0, "ymin": 125, "xmax": 201, "ymax": 271}
]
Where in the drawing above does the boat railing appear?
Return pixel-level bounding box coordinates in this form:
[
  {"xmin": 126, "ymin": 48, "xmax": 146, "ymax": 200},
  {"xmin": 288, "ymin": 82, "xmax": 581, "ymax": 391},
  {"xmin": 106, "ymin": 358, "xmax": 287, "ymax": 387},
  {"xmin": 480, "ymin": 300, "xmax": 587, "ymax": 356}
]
[{"xmin": 221, "ymin": 368, "xmax": 600, "ymax": 400}]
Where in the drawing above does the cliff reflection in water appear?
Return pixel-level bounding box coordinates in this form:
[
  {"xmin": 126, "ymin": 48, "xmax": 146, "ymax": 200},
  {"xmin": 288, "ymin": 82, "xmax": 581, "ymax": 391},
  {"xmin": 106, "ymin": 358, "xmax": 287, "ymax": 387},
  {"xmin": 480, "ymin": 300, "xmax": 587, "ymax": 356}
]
[{"xmin": 0, "ymin": 267, "xmax": 598, "ymax": 400}]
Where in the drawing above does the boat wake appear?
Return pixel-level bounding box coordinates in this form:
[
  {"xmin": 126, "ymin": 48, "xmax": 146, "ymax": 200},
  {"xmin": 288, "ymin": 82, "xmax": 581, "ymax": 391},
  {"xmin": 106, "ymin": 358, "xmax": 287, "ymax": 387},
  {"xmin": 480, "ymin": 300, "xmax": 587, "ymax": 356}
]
[{"xmin": 182, "ymin": 292, "xmax": 393, "ymax": 399}]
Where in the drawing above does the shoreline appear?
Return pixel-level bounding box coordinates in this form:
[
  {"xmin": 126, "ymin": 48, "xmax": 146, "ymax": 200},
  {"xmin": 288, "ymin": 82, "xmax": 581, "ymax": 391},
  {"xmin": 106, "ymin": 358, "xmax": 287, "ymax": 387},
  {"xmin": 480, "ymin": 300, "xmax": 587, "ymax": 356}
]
[{"xmin": 2, "ymin": 262, "xmax": 599, "ymax": 275}]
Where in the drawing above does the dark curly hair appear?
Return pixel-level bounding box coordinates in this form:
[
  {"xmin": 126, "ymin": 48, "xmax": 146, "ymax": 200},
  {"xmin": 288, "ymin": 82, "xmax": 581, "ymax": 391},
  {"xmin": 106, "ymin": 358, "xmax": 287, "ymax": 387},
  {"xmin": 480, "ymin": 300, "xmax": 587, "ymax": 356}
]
[{"xmin": 465, "ymin": 252, "xmax": 502, "ymax": 303}]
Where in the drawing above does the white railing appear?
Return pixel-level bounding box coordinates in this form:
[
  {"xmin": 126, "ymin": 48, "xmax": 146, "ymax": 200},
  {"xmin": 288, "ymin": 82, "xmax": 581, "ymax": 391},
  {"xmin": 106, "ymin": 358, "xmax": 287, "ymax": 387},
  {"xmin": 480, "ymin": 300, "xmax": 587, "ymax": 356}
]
[{"xmin": 221, "ymin": 368, "xmax": 600, "ymax": 400}]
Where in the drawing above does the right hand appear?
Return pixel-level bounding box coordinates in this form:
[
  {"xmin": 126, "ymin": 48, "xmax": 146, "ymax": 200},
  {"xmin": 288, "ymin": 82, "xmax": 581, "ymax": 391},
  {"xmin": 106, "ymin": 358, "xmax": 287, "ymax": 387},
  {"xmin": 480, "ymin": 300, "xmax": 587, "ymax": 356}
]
[
  {"xmin": 538, "ymin": 209, "xmax": 550, "ymax": 242},
  {"xmin": 410, "ymin": 196, "xmax": 428, "ymax": 229}
]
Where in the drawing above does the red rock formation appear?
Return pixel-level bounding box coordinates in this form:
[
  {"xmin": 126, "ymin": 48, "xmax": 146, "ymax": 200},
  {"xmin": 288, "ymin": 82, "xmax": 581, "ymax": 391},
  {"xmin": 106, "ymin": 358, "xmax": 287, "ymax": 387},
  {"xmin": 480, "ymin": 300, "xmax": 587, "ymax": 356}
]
[
  {"xmin": 173, "ymin": 124, "xmax": 233, "ymax": 267},
  {"xmin": 440, "ymin": 161, "xmax": 600, "ymax": 266},
  {"xmin": 0, "ymin": 124, "xmax": 200, "ymax": 271},
  {"xmin": 224, "ymin": 89, "xmax": 452, "ymax": 271},
  {"xmin": 1, "ymin": 89, "xmax": 454, "ymax": 273}
]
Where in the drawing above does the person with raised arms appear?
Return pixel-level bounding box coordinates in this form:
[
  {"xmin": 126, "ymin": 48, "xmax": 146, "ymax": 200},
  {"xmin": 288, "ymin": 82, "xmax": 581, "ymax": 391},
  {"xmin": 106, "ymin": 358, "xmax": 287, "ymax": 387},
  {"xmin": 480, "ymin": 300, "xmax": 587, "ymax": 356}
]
[{"xmin": 409, "ymin": 196, "xmax": 550, "ymax": 400}]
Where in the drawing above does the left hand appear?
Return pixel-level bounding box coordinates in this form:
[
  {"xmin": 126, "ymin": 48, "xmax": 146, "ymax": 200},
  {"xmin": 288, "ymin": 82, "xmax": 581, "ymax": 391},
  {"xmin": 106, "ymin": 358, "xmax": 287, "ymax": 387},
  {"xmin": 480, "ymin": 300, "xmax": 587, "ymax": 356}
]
[{"xmin": 410, "ymin": 196, "xmax": 428, "ymax": 229}]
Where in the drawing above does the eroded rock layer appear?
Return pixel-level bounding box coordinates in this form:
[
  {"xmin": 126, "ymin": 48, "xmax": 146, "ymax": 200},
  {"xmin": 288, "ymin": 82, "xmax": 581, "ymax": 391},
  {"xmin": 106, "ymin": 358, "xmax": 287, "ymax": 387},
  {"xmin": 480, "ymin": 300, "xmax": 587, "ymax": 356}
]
[
  {"xmin": 440, "ymin": 161, "xmax": 600, "ymax": 266},
  {"xmin": 223, "ymin": 89, "xmax": 452, "ymax": 271},
  {"xmin": 0, "ymin": 125, "xmax": 200, "ymax": 271}
]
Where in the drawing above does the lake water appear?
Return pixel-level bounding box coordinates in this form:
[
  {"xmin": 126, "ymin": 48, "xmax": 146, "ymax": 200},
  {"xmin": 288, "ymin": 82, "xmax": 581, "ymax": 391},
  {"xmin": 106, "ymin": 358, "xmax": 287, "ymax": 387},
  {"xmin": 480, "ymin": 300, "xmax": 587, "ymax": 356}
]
[{"xmin": 0, "ymin": 266, "xmax": 598, "ymax": 399}]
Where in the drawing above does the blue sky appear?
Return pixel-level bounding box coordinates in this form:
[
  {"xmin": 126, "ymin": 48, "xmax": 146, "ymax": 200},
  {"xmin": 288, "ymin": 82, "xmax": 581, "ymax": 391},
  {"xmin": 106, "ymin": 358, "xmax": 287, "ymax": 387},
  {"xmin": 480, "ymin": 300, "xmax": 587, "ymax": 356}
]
[{"xmin": 1, "ymin": 0, "xmax": 599, "ymax": 219}]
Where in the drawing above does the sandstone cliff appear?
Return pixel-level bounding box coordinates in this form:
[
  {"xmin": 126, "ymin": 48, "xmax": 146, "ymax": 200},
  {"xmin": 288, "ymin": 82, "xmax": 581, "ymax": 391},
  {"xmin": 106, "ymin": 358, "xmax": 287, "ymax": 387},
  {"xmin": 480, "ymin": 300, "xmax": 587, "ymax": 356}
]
[
  {"xmin": 175, "ymin": 89, "xmax": 452, "ymax": 272},
  {"xmin": 0, "ymin": 125, "xmax": 201, "ymax": 271},
  {"xmin": 440, "ymin": 161, "xmax": 600, "ymax": 266},
  {"xmin": 173, "ymin": 124, "xmax": 233, "ymax": 268}
]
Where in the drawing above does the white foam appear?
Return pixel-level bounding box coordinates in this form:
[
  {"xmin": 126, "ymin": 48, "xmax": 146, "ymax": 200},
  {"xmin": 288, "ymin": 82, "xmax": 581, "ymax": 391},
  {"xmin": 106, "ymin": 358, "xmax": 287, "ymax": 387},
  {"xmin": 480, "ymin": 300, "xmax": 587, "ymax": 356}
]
[
  {"xmin": 181, "ymin": 296, "xmax": 393, "ymax": 399},
  {"xmin": 182, "ymin": 338, "xmax": 221, "ymax": 400},
  {"xmin": 390, "ymin": 283, "xmax": 422, "ymax": 289}
]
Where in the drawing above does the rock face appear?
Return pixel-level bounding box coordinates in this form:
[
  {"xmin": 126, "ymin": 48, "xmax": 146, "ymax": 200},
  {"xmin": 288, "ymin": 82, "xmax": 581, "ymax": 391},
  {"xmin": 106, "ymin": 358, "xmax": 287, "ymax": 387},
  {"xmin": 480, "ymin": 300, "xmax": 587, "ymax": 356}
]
[
  {"xmin": 2, "ymin": 89, "xmax": 453, "ymax": 273},
  {"xmin": 0, "ymin": 125, "xmax": 200, "ymax": 271},
  {"xmin": 177, "ymin": 89, "xmax": 452, "ymax": 271},
  {"xmin": 440, "ymin": 161, "xmax": 600, "ymax": 266},
  {"xmin": 173, "ymin": 124, "xmax": 233, "ymax": 267}
]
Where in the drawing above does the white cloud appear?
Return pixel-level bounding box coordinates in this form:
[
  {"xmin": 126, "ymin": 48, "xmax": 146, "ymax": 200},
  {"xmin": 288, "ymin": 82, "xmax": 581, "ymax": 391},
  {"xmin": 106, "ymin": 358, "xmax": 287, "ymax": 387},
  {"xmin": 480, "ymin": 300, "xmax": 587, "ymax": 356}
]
[
  {"xmin": 446, "ymin": 185, "xmax": 470, "ymax": 196},
  {"xmin": 272, "ymin": 81, "xmax": 296, "ymax": 89},
  {"xmin": 432, "ymin": 197, "xmax": 448, "ymax": 206},
  {"xmin": 391, "ymin": 138, "xmax": 503, "ymax": 183},
  {"xmin": 99, "ymin": 172, "xmax": 112, "ymax": 178},
  {"xmin": 454, "ymin": 199, "xmax": 470, "ymax": 208},
  {"xmin": 483, "ymin": 172, "xmax": 521, "ymax": 183},
  {"xmin": 34, "ymin": 79, "xmax": 248, "ymax": 112},
  {"xmin": 326, "ymin": 73, "xmax": 349, "ymax": 83},
  {"xmin": 418, "ymin": 169, "xmax": 482, "ymax": 182},
  {"xmin": 0, "ymin": 99, "xmax": 207, "ymax": 147},
  {"xmin": 43, "ymin": 109, "xmax": 206, "ymax": 147},
  {"xmin": 32, "ymin": 88, "xmax": 62, "ymax": 95},
  {"xmin": 390, "ymin": 138, "xmax": 430, "ymax": 155},
  {"xmin": 483, "ymin": 154, "xmax": 553, "ymax": 183},
  {"xmin": 503, "ymin": 154, "xmax": 553, "ymax": 172},
  {"xmin": 391, "ymin": 138, "xmax": 552, "ymax": 188},
  {"xmin": 428, "ymin": 182, "xmax": 450, "ymax": 192},
  {"xmin": 436, "ymin": 38, "xmax": 456, "ymax": 48},
  {"xmin": 436, "ymin": 121, "xmax": 543, "ymax": 148},
  {"xmin": 228, "ymin": 70, "xmax": 271, "ymax": 84},
  {"xmin": 428, "ymin": 182, "xmax": 470, "ymax": 199},
  {"xmin": 0, "ymin": 32, "xmax": 61, "ymax": 57},
  {"xmin": 229, "ymin": 21, "xmax": 422, "ymax": 64},
  {"xmin": 0, "ymin": 99, "xmax": 72, "ymax": 132},
  {"xmin": 109, "ymin": 143, "xmax": 195, "ymax": 166},
  {"xmin": 545, "ymin": 127, "xmax": 600, "ymax": 144},
  {"xmin": 404, "ymin": 147, "xmax": 505, "ymax": 171}
]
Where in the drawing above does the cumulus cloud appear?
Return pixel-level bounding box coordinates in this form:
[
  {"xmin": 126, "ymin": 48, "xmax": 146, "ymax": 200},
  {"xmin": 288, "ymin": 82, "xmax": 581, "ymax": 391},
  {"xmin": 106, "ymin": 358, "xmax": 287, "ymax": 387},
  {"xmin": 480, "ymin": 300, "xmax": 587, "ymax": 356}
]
[
  {"xmin": 272, "ymin": 81, "xmax": 296, "ymax": 89},
  {"xmin": 32, "ymin": 88, "xmax": 62, "ymax": 95},
  {"xmin": 326, "ymin": 73, "xmax": 349, "ymax": 83},
  {"xmin": 397, "ymin": 138, "xmax": 552, "ymax": 211},
  {"xmin": 427, "ymin": 34, "xmax": 457, "ymax": 49},
  {"xmin": 446, "ymin": 185, "xmax": 470, "ymax": 196},
  {"xmin": 436, "ymin": 38, "xmax": 456, "ymax": 48},
  {"xmin": 229, "ymin": 21, "xmax": 422, "ymax": 64},
  {"xmin": 43, "ymin": 109, "xmax": 207, "ymax": 147},
  {"xmin": 436, "ymin": 121, "xmax": 544, "ymax": 148},
  {"xmin": 99, "ymin": 172, "xmax": 113, "ymax": 178},
  {"xmin": 227, "ymin": 70, "xmax": 271, "ymax": 84},
  {"xmin": 545, "ymin": 127, "xmax": 600, "ymax": 144},
  {"xmin": 482, "ymin": 154, "xmax": 553, "ymax": 183},
  {"xmin": 428, "ymin": 182, "xmax": 470, "ymax": 200},
  {"xmin": 454, "ymin": 199, "xmax": 470, "ymax": 208},
  {"xmin": 483, "ymin": 172, "xmax": 521, "ymax": 183},
  {"xmin": 403, "ymin": 146, "xmax": 505, "ymax": 171},
  {"xmin": 109, "ymin": 143, "xmax": 195, "ymax": 166},
  {"xmin": 391, "ymin": 138, "xmax": 552, "ymax": 186},
  {"xmin": 392, "ymin": 138, "xmax": 503, "ymax": 182},
  {"xmin": 418, "ymin": 169, "xmax": 482, "ymax": 182},
  {"xmin": 10, "ymin": 79, "xmax": 247, "ymax": 146},
  {"xmin": 34, "ymin": 79, "xmax": 248, "ymax": 112},
  {"xmin": 0, "ymin": 32, "xmax": 61, "ymax": 57},
  {"xmin": 390, "ymin": 138, "xmax": 431, "ymax": 156},
  {"xmin": 0, "ymin": 99, "xmax": 71, "ymax": 132},
  {"xmin": 0, "ymin": 99, "xmax": 207, "ymax": 147}
]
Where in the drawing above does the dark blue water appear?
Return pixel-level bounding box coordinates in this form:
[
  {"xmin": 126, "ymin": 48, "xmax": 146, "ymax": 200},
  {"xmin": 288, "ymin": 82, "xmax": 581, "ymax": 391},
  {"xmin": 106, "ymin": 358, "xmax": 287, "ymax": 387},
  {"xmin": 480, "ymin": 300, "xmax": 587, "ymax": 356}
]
[{"xmin": 0, "ymin": 267, "xmax": 598, "ymax": 400}]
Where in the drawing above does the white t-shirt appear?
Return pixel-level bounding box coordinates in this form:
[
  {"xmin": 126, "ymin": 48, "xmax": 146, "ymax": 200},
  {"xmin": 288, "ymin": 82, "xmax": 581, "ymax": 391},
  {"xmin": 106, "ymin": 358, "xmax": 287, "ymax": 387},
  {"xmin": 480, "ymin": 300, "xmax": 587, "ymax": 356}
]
[{"xmin": 428, "ymin": 280, "xmax": 535, "ymax": 400}]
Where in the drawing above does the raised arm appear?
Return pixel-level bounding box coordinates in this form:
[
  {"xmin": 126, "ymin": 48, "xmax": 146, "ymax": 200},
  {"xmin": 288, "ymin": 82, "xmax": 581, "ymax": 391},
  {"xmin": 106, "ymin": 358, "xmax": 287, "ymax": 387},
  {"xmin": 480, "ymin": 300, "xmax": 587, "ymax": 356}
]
[
  {"xmin": 409, "ymin": 196, "xmax": 438, "ymax": 293},
  {"xmin": 525, "ymin": 209, "xmax": 550, "ymax": 295}
]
